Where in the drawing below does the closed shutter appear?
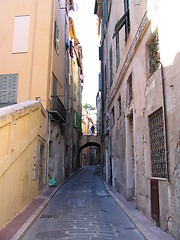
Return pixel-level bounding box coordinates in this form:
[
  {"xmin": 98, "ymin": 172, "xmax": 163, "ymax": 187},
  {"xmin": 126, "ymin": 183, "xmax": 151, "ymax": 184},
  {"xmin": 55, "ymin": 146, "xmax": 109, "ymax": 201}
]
[
  {"xmin": 0, "ymin": 74, "xmax": 18, "ymax": 107},
  {"xmin": 103, "ymin": 0, "xmax": 108, "ymax": 24}
]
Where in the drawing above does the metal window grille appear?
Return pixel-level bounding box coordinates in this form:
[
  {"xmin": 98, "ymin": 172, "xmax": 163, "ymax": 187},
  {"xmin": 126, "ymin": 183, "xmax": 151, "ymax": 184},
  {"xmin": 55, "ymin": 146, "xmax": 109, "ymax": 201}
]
[
  {"xmin": 149, "ymin": 107, "xmax": 167, "ymax": 178},
  {"xmin": 149, "ymin": 33, "xmax": 160, "ymax": 75}
]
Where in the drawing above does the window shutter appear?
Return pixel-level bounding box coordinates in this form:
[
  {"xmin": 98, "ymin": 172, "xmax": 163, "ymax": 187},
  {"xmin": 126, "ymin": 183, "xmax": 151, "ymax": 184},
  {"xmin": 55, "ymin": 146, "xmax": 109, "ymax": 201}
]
[
  {"xmin": 116, "ymin": 34, "xmax": 120, "ymax": 69},
  {"xmin": 0, "ymin": 74, "xmax": 18, "ymax": 107},
  {"xmin": 103, "ymin": 0, "xmax": 108, "ymax": 24},
  {"xmin": 99, "ymin": 72, "xmax": 102, "ymax": 91},
  {"xmin": 99, "ymin": 46, "xmax": 103, "ymax": 61},
  {"xmin": 109, "ymin": 0, "xmax": 112, "ymax": 8},
  {"xmin": 113, "ymin": 0, "xmax": 130, "ymax": 39},
  {"xmin": 101, "ymin": 18, "xmax": 104, "ymax": 41}
]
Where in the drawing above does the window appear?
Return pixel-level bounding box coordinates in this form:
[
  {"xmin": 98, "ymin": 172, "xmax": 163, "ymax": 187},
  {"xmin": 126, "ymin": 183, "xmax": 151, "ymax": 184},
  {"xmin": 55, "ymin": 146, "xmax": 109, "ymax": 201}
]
[
  {"xmin": 116, "ymin": 33, "xmax": 120, "ymax": 70},
  {"xmin": 118, "ymin": 95, "xmax": 122, "ymax": 118},
  {"xmin": 109, "ymin": 47, "xmax": 113, "ymax": 86},
  {"xmin": 0, "ymin": 74, "xmax": 18, "ymax": 108},
  {"xmin": 12, "ymin": 16, "xmax": 30, "ymax": 53},
  {"xmin": 54, "ymin": 21, "xmax": 59, "ymax": 54},
  {"xmin": 148, "ymin": 33, "xmax": 160, "ymax": 76},
  {"xmin": 113, "ymin": 0, "xmax": 130, "ymax": 40},
  {"xmin": 149, "ymin": 107, "xmax": 167, "ymax": 178}
]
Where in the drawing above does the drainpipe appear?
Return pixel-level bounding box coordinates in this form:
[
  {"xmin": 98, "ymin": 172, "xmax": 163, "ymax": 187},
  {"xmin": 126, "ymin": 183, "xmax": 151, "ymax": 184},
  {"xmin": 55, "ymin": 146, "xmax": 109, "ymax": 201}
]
[{"xmin": 161, "ymin": 63, "xmax": 169, "ymax": 181}]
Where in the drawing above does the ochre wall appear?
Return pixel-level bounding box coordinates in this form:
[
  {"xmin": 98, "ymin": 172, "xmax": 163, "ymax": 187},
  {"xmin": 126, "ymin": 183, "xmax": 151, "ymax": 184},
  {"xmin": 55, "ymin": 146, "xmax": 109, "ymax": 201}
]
[
  {"xmin": 0, "ymin": 0, "xmax": 53, "ymax": 109},
  {"xmin": 0, "ymin": 101, "xmax": 47, "ymax": 228}
]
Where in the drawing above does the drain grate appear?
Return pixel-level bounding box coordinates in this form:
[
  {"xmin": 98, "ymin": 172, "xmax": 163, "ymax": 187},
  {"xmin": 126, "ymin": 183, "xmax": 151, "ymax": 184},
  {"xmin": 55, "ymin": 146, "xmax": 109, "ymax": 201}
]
[{"xmin": 40, "ymin": 213, "xmax": 60, "ymax": 219}]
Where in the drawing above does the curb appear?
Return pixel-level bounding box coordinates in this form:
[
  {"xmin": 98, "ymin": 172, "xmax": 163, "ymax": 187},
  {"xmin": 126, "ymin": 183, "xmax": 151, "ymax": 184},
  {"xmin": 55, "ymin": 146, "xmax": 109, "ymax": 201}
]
[
  {"xmin": 104, "ymin": 182, "xmax": 175, "ymax": 240},
  {"xmin": 10, "ymin": 168, "xmax": 83, "ymax": 240},
  {"xmin": 104, "ymin": 182, "xmax": 149, "ymax": 240}
]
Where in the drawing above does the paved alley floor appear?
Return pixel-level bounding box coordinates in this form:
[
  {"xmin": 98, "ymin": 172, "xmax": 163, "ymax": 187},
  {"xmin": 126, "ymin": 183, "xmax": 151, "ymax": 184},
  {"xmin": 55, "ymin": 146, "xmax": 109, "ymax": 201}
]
[{"xmin": 22, "ymin": 166, "xmax": 144, "ymax": 240}]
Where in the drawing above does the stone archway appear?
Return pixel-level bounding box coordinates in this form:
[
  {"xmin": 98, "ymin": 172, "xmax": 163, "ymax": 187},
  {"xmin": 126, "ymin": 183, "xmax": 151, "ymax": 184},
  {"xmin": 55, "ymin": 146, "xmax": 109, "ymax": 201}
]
[{"xmin": 79, "ymin": 135, "xmax": 101, "ymax": 167}]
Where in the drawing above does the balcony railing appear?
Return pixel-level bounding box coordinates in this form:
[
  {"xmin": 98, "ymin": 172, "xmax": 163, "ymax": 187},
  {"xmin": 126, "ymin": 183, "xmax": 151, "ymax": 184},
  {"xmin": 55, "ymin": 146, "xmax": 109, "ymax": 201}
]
[{"xmin": 50, "ymin": 96, "xmax": 66, "ymax": 123}]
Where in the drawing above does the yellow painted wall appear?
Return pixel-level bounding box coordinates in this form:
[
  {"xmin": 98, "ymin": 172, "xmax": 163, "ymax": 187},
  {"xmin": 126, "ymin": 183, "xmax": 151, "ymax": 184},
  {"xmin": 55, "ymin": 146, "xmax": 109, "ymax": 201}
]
[
  {"xmin": 0, "ymin": 101, "xmax": 47, "ymax": 228},
  {"xmin": 0, "ymin": 0, "xmax": 53, "ymax": 109},
  {"xmin": 51, "ymin": 0, "xmax": 66, "ymax": 104}
]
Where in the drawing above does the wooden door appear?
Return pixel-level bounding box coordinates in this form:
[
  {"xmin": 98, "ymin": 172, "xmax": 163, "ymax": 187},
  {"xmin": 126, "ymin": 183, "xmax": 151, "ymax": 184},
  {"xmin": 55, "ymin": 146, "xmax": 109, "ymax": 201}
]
[{"xmin": 150, "ymin": 178, "xmax": 160, "ymax": 225}]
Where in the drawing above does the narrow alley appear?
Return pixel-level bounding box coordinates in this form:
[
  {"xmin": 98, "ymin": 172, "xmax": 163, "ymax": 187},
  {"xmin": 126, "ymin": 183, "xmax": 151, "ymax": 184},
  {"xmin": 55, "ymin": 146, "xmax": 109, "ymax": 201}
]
[{"xmin": 22, "ymin": 166, "xmax": 143, "ymax": 240}]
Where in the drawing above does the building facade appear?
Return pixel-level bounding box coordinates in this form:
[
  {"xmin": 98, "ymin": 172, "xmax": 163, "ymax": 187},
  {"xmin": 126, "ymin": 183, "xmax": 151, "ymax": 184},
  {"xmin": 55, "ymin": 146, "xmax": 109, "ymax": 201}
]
[
  {"xmin": 95, "ymin": 0, "xmax": 180, "ymax": 239},
  {"xmin": 0, "ymin": 0, "xmax": 83, "ymax": 179},
  {"xmin": 0, "ymin": 0, "xmax": 83, "ymax": 227}
]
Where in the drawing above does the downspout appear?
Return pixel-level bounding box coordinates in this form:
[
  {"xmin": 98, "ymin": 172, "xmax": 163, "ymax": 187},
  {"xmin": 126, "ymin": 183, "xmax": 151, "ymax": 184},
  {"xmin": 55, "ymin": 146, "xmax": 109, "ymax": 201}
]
[{"xmin": 161, "ymin": 63, "xmax": 169, "ymax": 181}]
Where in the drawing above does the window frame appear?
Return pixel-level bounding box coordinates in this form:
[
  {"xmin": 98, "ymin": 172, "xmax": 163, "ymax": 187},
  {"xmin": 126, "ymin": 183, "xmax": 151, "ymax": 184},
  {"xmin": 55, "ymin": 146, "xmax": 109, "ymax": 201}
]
[{"xmin": 112, "ymin": 0, "xmax": 130, "ymax": 40}]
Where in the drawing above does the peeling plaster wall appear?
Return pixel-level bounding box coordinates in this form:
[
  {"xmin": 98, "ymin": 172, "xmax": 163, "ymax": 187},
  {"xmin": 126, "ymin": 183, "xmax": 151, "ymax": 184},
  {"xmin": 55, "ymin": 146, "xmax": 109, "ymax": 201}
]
[{"xmin": 49, "ymin": 121, "xmax": 65, "ymax": 183}]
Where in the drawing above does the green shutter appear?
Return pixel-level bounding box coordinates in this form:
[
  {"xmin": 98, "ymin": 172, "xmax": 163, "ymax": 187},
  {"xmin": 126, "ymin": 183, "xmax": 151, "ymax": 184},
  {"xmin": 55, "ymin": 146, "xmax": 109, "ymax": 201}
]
[
  {"xmin": 109, "ymin": 0, "xmax": 112, "ymax": 8},
  {"xmin": 116, "ymin": 34, "xmax": 120, "ymax": 69},
  {"xmin": 99, "ymin": 72, "xmax": 102, "ymax": 91},
  {"xmin": 124, "ymin": 0, "xmax": 130, "ymax": 40},
  {"xmin": 113, "ymin": 10, "xmax": 129, "ymax": 39},
  {"xmin": 103, "ymin": 0, "xmax": 108, "ymax": 23},
  {"xmin": 101, "ymin": 18, "xmax": 104, "ymax": 41}
]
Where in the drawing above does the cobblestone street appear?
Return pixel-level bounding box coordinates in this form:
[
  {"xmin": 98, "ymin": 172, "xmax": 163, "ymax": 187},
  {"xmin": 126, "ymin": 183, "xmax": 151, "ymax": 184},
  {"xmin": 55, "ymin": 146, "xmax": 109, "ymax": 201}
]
[{"xmin": 22, "ymin": 166, "xmax": 144, "ymax": 240}]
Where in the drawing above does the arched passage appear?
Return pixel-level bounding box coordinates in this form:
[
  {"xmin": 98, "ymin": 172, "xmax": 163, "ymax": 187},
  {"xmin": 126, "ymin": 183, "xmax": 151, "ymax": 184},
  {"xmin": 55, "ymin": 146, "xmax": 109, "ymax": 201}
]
[
  {"xmin": 79, "ymin": 142, "xmax": 101, "ymax": 153},
  {"xmin": 79, "ymin": 135, "xmax": 101, "ymax": 167}
]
